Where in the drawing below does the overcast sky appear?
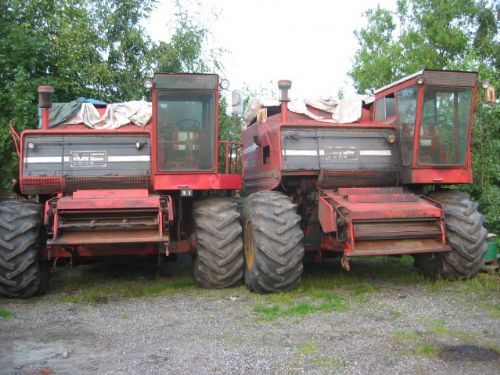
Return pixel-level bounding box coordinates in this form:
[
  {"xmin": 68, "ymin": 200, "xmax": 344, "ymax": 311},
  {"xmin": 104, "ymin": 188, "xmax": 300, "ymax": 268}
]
[{"xmin": 148, "ymin": 0, "xmax": 397, "ymax": 99}]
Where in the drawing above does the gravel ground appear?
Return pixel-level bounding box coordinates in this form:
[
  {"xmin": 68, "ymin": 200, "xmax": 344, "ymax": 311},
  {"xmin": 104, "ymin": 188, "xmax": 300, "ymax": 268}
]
[{"xmin": 0, "ymin": 256, "xmax": 498, "ymax": 375}]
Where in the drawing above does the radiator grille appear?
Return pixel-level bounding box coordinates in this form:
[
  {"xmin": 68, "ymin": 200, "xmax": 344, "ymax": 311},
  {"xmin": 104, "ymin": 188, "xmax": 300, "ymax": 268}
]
[
  {"xmin": 20, "ymin": 176, "xmax": 151, "ymax": 194},
  {"xmin": 64, "ymin": 176, "xmax": 151, "ymax": 192},
  {"xmin": 21, "ymin": 177, "xmax": 63, "ymax": 194}
]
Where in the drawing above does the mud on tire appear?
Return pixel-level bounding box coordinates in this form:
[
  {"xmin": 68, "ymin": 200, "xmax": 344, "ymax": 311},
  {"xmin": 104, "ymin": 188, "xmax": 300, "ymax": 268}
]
[
  {"xmin": 413, "ymin": 190, "xmax": 488, "ymax": 280},
  {"xmin": 193, "ymin": 198, "xmax": 243, "ymax": 288},
  {"xmin": 0, "ymin": 200, "xmax": 48, "ymax": 298},
  {"xmin": 241, "ymin": 191, "xmax": 304, "ymax": 293}
]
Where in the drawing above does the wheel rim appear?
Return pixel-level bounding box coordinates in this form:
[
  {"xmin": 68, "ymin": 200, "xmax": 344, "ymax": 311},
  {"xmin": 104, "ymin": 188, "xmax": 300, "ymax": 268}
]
[{"xmin": 244, "ymin": 220, "xmax": 255, "ymax": 271}]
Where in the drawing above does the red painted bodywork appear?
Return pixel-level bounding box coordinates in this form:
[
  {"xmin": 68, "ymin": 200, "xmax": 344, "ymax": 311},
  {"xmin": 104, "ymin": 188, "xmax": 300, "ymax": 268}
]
[
  {"xmin": 243, "ymin": 112, "xmax": 399, "ymax": 192},
  {"xmin": 12, "ymin": 73, "xmax": 243, "ymax": 260},
  {"xmin": 317, "ymin": 187, "xmax": 448, "ymax": 256},
  {"xmin": 243, "ymin": 70, "xmax": 478, "ymax": 257}
]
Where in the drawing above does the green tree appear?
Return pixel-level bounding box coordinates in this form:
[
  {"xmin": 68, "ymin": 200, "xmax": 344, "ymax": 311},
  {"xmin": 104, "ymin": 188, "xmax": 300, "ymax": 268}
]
[
  {"xmin": 0, "ymin": 0, "xmax": 225, "ymax": 194},
  {"xmin": 349, "ymin": 0, "xmax": 499, "ymax": 232}
]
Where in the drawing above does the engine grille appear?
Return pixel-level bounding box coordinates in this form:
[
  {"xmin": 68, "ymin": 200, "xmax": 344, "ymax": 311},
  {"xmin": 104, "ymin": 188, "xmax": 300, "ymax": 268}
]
[
  {"xmin": 21, "ymin": 176, "xmax": 151, "ymax": 194},
  {"xmin": 64, "ymin": 176, "xmax": 151, "ymax": 192},
  {"xmin": 21, "ymin": 177, "xmax": 63, "ymax": 194}
]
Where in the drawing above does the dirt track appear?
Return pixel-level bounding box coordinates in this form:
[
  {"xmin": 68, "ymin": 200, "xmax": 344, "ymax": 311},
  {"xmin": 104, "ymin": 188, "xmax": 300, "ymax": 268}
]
[{"xmin": 0, "ymin": 256, "xmax": 498, "ymax": 374}]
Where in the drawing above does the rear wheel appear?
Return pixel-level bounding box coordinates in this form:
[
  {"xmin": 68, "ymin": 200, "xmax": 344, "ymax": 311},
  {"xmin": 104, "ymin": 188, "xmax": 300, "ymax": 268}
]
[
  {"xmin": 0, "ymin": 201, "xmax": 48, "ymax": 298},
  {"xmin": 242, "ymin": 191, "xmax": 304, "ymax": 293},
  {"xmin": 192, "ymin": 198, "xmax": 243, "ymax": 288},
  {"xmin": 413, "ymin": 190, "xmax": 488, "ymax": 280}
]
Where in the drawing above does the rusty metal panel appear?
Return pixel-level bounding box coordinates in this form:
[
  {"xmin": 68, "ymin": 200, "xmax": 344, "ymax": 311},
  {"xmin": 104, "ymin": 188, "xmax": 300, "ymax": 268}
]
[
  {"xmin": 318, "ymin": 187, "xmax": 449, "ymax": 256},
  {"xmin": 351, "ymin": 238, "xmax": 449, "ymax": 256},
  {"xmin": 47, "ymin": 191, "xmax": 171, "ymax": 249},
  {"xmin": 353, "ymin": 220, "xmax": 442, "ymax": 240},
  {"xmin": 318, "ymin": 196, "xmax": 336, "ymax": 233},
  {"xmin": 346, "ymin": 193, "xmax": 418, "ymax": 203},
  {"xmin": 48, "ymin": 230, "xmax": 167, "ymax": 246},
  {"xmin": 338, "ymin": 187, "xmax": 403, "ymax": 195}
]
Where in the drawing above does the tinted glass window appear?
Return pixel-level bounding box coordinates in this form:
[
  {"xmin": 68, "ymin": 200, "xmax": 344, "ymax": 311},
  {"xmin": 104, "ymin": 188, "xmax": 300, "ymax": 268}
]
[
  {"xmin": 396, "ymin": 86, "xmax": 418, "ymax": 165},
  {"xmin": 418, "ymin": 87, "xmax": 472, "ymax": 165},
  {"xmin": 157, "ymin": 90, "xmax": 215, "ymax": 171},
  {"xmin": 375, "ymin": 95, "xmax": 395, "ymax": 120}
]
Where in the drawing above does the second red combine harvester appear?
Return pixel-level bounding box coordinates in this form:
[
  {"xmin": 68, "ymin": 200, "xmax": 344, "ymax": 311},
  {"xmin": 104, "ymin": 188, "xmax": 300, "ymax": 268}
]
[
  {"xmin": 1, "ymin": 73, "xmax": 244, "ymax": 297},
  {"xmin": 241, "ymin": 70, "xmax": 489, "ymax": 293}
]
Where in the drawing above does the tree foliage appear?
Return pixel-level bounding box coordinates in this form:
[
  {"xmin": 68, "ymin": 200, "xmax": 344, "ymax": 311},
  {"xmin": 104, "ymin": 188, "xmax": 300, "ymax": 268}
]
[
  {"xmin": 0, "ymin": 0, "xmax": 225, "ymax": 194},
  {"xmin": 349, "ymin": 0, "xmax": 499, "ymax": 232}
]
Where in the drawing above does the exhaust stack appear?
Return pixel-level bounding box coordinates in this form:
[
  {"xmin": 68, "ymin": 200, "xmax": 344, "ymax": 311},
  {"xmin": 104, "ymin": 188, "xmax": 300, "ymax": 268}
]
[
  {"xmin": 38, "ymin": 85, "xmax": 53, "ymax": 130},
  {"xmin": 278, "ymin": 80, "xmax": 291, "ymax": 123}
]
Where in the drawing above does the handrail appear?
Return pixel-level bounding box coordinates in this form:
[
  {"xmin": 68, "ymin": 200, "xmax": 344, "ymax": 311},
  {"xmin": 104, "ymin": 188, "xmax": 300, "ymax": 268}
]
[
  {"xmin": 219, "ymin": 141, "xmax": 243, "ymax": 176},
  {"xmin": 9, "ymin": 122, "xmax": 21, "ymax": 158}
]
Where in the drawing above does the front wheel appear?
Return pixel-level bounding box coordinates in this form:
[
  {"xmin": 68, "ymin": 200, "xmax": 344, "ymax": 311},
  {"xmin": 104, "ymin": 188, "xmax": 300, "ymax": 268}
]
[
  {"xmin": 413, "ymin": 190, "xmax": 488, "ymax": 280},
  {"xmin": 0, "ymin": 200, "xmax": 49, "ymax": 298},
  {"xmin": 192, "ymin": 198, "xmax": 243, "ymax": 288},
  {"xmin": 241, "ymin": 191, "xmax": 304, "ymax": 293}
]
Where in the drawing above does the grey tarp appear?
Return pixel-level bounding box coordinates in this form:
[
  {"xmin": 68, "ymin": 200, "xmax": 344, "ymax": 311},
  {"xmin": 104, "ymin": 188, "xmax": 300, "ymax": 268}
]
[
  {"xmin": 44, "ymin": 99, "xmax": 151, "ymax": 129},
  {"xmin": 48, "ymin": 98, "xmax": 86, "ymax": 127}
]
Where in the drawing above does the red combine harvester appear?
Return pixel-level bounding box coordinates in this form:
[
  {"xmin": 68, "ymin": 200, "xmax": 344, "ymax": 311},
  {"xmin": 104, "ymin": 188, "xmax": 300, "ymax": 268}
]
[
  {"xmin": 241, "ymin": 70, "xmax": 490, "ymax": 293},
  {"xmin": 1, "ymin": 73, "xmax": 244, "ymax": 297}
]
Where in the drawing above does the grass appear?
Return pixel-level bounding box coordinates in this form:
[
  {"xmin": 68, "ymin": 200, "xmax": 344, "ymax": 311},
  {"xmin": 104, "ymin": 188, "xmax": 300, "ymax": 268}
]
[
  {"xmin": 392, "ymin": 316, "xmax": 498, "ymax": 359},
  {"xmin": 424, "ymin": 319, "xmax": 476, "ymax": 342},
  {"xmin": 298, "ymin": 342, "xmax": 319, "ymax": 356},
  {"xmin": 46, "ymin": 258, "xmax": 196, "ymax": 304},
  {"xmin": 297, "ymin": 342, "xmax": 347, "ymax": 370},
  {"xmin": 426, "ymin": 319, "xmax": 449, "ymax": 335},
  {"xmin": 254, "ymin": 294, "xmax": 348, "ymax": 321},
  {"xmin": 481, "ymin": 302, "xmax": 500, "ymax": 318},
  {"xmin": 425, "ymin": 273, "xmax": 500, "ymax": 294},
  {"xmin": 462, "ymin": 274, "xmax": 500, "ymax": 294},
  {"xmin": 0, "ymin": 309, "xmax": 13, "ymax": 319},
  {"xmin": 390, "ymin": 308, "xmax": 403, "ymax": 318},
  {"xmin": 250, "ymin": 257, "xmax": 398, "ymax": 321},
  {"xmin": 393, "ymin": 329, "xmax": 421, "ymax": 342},
  {"xmin": 3, "ymin": 252, "xmax": 496, "ymax": 311},
  {"xmin": 58, "ymin": 277, "xmax": 195, "ymax": 303},
  {"xmin": 393, "ymin": 329, "xmax": 440, "ymax": 358},
  {"xmin": 414, "ymin": 343, "xmax": 440, "ymax": 357},
  {"xmin": 313, "ymin": 356, "xmax": 348, "ymax": 369}
]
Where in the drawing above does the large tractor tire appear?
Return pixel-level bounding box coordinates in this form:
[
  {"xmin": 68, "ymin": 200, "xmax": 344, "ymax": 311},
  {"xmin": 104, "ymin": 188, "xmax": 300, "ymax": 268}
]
[
  {"xmin": 193, "ymin": 198, "xmax": 243, "ymax": 288},
  {"xmin": 0, "ymin": 200, "xmax": 48, "ymax": 298},
  {"xmin": 241, "ymin": 191, "xmax": 304, "ymax": 293},
  {"xmin": 413, "ymin": 190, "xmax": 488, "ymax": 280}
]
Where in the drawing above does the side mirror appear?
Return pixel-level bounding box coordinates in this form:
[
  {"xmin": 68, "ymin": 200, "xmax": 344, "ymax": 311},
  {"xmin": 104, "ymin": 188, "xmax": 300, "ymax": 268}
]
[
  {"xmin": 482, "ymin": 81, "xmax": 496, "ymax": 104},
  {"xmin": 232, "ymin": 90, "xmax": 243, "ymax": 116},
  {"xmin": 486, "ymin": 86, "xmax": 496, "ymax": 104}
]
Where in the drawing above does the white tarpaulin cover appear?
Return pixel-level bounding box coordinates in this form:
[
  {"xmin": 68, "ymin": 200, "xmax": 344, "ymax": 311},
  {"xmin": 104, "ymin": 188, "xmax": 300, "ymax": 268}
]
[
  {"xmin": 244, "ymin": 97, "xmax": 280, "ymax": 125},
  {"xmin": 64, "ymin": 101, "xmax": 152, "ymax": 129},
  {"xmin": 244, "ymin": 97, "xmax": 366, "ymax": 125}
]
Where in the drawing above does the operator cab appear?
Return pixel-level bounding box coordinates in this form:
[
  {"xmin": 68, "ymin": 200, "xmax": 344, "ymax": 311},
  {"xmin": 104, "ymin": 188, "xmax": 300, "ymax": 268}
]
[
  {"xmin": 373, "ymin": 70, "xmax": 477, "ymax": 184},
  {"xmin": 153, "ymin": 73, "xmax": 218, "ymax": 172}
]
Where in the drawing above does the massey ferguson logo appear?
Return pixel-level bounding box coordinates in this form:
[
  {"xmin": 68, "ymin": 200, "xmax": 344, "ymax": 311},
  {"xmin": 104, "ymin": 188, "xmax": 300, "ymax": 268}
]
[{"xmin": 70, "ymin": 151, "xmax": 107, "ymax": 167}]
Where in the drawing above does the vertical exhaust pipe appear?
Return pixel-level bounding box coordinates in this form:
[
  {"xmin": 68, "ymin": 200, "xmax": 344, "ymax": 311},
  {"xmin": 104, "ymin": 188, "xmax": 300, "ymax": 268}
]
[
  {"xmin": 278, "ymin": 80, "xmax": 292, "ymax": 123},
  {"xmin": 38, "ymin": 85, "xmax": 53, "ymax": 130}
]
